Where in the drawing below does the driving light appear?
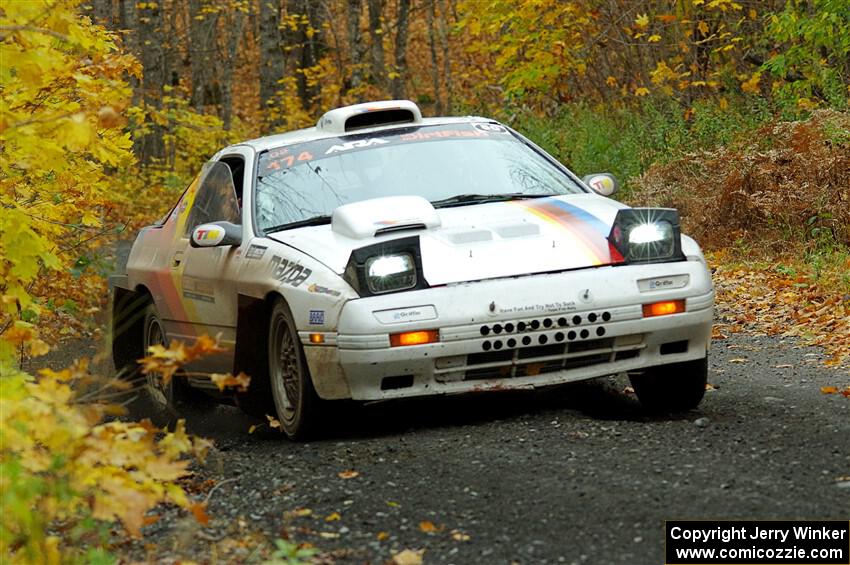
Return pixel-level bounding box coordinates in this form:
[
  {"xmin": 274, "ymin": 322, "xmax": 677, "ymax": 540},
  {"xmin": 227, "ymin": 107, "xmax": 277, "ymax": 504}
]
[
  {"xmin": 365, "ymin": 253, "xmax": 416, "ymax": 293},
  {"xmin": 608, "ymin": 208, "xmax": 684, "ymax": 264},
  {"xmin": 642, "ymin": 300, "xmax": 686, "ymax": 318},
  {"xmin": 368, "ymin": 255, "xmax": 413, "ymax": 277},
  {"xmin": 390, "ymin": 329, "xmax": 440, "ymax": 347},
  {"xmin": 343, "ymin": 236, "xmax": 428, "ymax": 297},
  {"xmin": 629, "ymin": 222, "xmax": 671, "ymax": 245}
]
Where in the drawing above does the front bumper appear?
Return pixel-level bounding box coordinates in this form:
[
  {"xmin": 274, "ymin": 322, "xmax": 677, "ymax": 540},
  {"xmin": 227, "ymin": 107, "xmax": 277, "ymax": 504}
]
[{"xmin": 303, "ymin": 261, "xmax": 714, "ymax": 400}]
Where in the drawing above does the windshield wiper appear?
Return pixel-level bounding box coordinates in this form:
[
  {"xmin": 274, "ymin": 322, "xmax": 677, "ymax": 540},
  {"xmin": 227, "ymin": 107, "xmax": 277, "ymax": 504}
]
[
  {"xmin": 264, "ymin": 215, "xmax": 331, "ymax": 234},
  {"xmin": 430, "ymin": 192, "xmax": 551, "ymax": 209}
]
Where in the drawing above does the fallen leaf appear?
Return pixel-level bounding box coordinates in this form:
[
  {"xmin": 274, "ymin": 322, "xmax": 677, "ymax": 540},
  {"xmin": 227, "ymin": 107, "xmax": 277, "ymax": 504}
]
[
  {"xmin": 705, "ymin": 383, "xmax": 715, "ymax": 391},
  {"xmin": 284, "ymin": 507, "xmax": 312, "ymax": 519},
  {"xmin": 451, "ymin": 529, "xmax": 471, "ymax": 542},
  {"xmin": 820, "ymin": 386, "xmax": 838, "ymax": 394},
  {"xmin": 419, "ymin": 520, "xmax": 439, "ymax": 533},
  {"xmin": 337, "ymin": 470, "xmax": 359, "ymax": 479},
  {"xmin": 393, "ymin": 549, "xmax": 425, "ymax": 565},
  {"xmin": 325, "ymin": 512, "xmax": 341, "ymax": 522},
  {"xmin": 248, "ymin": 424, "xmax": 257, "ymax": 434},
  {"xmin": 266, "ymin": 415, "xmax": 281, "ymax": 429},
  {"xmin": 319, "ymin": 531, "xmax": 340, "ymax": 539},
  {"xmin": 377, "ymin": 531, "xmax": 390, "ymax": 541},
  {"xmin": 189, "ymin": 502, "xmax": 209, "ymax": 525},
  {"xmin": 773, "ymin": 364, "xmax": 793, "ymax": 369},
  {"xmin": 729, "ymin": 358, "xmax": 747, "ymax": 363}
]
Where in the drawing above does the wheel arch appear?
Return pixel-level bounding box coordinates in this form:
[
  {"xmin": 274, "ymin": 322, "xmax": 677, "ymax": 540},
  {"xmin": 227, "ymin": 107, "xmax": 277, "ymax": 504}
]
[
  {"xmin": 111, "ymin": 283, "xmax": 154, "ymax": 375},
  {"xmin": 233, "ymin": 290, "xmax": 283, "ymax": 383}
]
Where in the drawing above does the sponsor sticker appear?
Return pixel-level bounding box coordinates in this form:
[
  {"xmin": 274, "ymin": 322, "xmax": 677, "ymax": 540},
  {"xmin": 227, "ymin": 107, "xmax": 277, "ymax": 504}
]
[
  {"xmin": 472, "ymin": 122, "xmax": 508, "ymax": 134},
  {"xmin": 373, "ymin": 305, "xmax": 438, "ymax": 325},
  {"xmin": 245, "ymin": 245, "xmax": 267, "ymax": 260},
  {"xmin": 269, "ymin": 256, "xmax": 312, "ymax": 287},
  {"xmin": 307, "ymin": 283, "xmax": 342, "ymax": 297},
  {"xmin": 638, "ymin": 274, "xmax": 690, "ymax": 292},
  {"xmin": 309, "ymin": 310, "xmax": 325, "ymax": 325}
]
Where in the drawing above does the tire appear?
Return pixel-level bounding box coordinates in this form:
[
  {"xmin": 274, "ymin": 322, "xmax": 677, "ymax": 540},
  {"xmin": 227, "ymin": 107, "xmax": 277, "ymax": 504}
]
[
  {"xmin": 629, "ymin": 356, "xmax": 708, "ymax": 414},
  {"xmin": 267, "ymin": 299, "xmax": 321, "ymax": 440},
  {"xmin": 142, "ymin": 303, "xmax": 205, "ymax": 410}
]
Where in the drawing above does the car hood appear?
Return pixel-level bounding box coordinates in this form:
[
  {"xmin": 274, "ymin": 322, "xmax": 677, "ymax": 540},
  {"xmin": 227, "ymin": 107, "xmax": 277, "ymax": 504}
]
[{"xmin": 267, "ymin": 194, "xmax": 629, "ymax": 286}]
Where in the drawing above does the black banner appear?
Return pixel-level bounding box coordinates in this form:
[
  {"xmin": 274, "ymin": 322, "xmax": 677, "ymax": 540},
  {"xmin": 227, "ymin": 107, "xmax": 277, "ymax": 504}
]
[{"xmin": 666, "ymin": 521, "xmax": 850, "ymax": 565}]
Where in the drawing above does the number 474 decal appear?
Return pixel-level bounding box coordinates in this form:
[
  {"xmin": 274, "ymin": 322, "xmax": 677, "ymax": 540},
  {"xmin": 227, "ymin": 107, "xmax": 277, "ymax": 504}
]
[{"xmin": 265, "ymin": 151, "xmax": 314, "ymax": 170}]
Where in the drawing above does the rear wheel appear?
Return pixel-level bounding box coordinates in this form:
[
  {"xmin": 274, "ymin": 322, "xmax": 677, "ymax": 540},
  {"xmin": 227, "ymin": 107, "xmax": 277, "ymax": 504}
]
[
  {"xmin": 142, "ymin": 304, "xmax": 210, "ymax": 410},
  {"xmin": 629, "ymin": 356, "xmax": 708, "ymax": 414},
  {"xmin": 268, "ymin": 299, "xmax": 321, "ymax": 440}
]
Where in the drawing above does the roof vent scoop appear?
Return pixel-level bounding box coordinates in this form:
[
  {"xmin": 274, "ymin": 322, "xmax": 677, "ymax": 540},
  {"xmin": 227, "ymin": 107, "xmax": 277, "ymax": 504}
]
[{"xmin": 316, "ymin": 100, "xmax": 422, "ymax": 134}]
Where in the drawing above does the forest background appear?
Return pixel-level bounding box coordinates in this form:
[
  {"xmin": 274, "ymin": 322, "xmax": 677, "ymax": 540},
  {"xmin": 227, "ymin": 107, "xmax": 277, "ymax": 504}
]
[{"xmin": 1, "ymin": 0, "xmax": 848, "ymax": 562}]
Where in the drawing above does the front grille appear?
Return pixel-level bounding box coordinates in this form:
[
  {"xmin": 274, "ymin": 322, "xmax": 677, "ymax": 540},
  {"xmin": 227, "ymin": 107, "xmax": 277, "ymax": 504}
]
[{"xmin": 435, "ymin": 336, "xmax": 644, "ymax": 382}]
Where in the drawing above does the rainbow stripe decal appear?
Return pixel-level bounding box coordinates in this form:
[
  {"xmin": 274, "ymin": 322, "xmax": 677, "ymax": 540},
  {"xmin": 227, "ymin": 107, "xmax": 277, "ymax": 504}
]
[{"xmin": 516, "ymin": 198, "xmax": 625, "ymax": 266}]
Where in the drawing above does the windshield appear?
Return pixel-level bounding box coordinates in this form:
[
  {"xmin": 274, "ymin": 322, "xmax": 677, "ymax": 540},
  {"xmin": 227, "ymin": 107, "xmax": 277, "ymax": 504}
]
[{"xmin": 254, "ymin": 122, "xmax": 585, "ymax": 232}]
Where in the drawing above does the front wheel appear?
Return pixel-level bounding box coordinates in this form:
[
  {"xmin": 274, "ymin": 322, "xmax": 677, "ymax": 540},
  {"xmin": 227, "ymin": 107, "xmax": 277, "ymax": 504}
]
[
  {"xmin": 629, "ymin": 356, "xmax": 708, "ymax": 414},
  {"xmin": 268, "ymin": 299, "xmax": 321, "ymax": 440}
]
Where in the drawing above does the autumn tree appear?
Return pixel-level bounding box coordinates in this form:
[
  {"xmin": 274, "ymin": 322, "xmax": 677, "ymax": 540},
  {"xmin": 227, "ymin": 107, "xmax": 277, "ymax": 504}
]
[{"xmin": 0, "ymin": 0, "xmax": 138, "ymax": 365}]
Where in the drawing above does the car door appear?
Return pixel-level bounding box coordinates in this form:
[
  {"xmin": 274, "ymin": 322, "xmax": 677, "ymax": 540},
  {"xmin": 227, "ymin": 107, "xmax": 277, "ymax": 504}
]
[{"xmin": 176, "ymin": 158, "xmax": 245, "ymax": 371}]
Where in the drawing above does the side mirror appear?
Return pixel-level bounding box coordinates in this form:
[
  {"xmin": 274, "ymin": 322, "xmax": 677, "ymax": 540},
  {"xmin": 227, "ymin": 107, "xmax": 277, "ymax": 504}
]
[
  {"xmin": 582, "ymin": 173, "xmax": 618, "ymax": 197},
  {"xmin": 190, "ymin": 221, "xmax": 242, "ymax": 248}
]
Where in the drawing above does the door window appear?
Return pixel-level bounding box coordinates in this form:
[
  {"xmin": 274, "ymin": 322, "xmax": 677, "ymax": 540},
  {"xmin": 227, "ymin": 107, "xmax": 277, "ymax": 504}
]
[{"xmin": 184, "ymin": 161, "xmax": 241, "ymax": 235}]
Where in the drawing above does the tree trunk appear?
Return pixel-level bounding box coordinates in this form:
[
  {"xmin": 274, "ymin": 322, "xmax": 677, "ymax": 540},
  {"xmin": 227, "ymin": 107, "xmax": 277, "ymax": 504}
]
[
  {"xmin": 221, "ymin": 7, "xmax": 247, "ymax": 130},
  {"xmin": 285, "ymin": 0, "xmax": 326, "ymax": 111},
  {"xmin": 118, "ymin": 0, "xmax": 139, "ymax": 102},
  {"xmin": 87, "ymin": 0, "xmax": 113, "ymax": 27},
  {"xmin": 136, "ymin": 0, "xmax": 166, "ymax": 163},
  {"xmin": 439, "ymin": 0, "xmax": 452, "ymax": 113},
  {"xmin": 259, "ymin": 0, "xmax": 285, "ymax": 127},
  {"xmin": 367, "ymin": 0, "xmax": 386, "ymax": 88},
  {"xmin": 346, "ymin": 0, "xmax": 364, "ymax": 96},
  {"xmin": 188, "ymin": 0, "xmax": 220, "ymax": 113},
  {"xmin": 390, "ymin": 0, "xmax": 410, "ymax": 99},
  {"xmin": 426, "ymin": 0, "xmax": 441, "ymax": 114}
]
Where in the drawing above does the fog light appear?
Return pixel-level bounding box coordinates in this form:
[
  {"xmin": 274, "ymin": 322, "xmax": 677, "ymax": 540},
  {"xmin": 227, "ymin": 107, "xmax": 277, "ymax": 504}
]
[
  {"xmin": 389, "ymin": 329, "xmax": 439, "ymax": 347},
  {"xmin": 642, "ymin": 300, "xmax": 686, "ymax": 317}
]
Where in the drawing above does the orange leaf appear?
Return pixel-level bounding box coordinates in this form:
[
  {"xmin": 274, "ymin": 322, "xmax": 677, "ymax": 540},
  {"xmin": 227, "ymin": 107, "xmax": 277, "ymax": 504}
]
[
  {"xmin": 190, "ymin": 502, "xmax": 210, "ymax": 525},
  {"xmin": 338, "ymin": 470, "xmax": 359, "ymax": 479},
  {"xmin": 266, "ymin": 414, "xmax": 281, "ymax": 429},
  {"xmin": 820, "ymin": 386, "xmax": 838, "ymax": 394},
  {"xmin": 419, "ymin": 520, "xmax": 439, "ymax": 533}
]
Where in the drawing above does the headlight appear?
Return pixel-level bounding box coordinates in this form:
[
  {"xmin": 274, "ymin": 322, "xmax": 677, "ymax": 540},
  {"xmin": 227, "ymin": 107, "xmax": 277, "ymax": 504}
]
[
  {"xmin": 343, "ymin": 236, "xmax": 428, "ymax": 296},
  {"xmin": 609, "ymin": 208, "xmax": 684, "ymax": 263},
  {"xmin": 366, "ymin": 253, "xmax": 416, "ymax": 293}
]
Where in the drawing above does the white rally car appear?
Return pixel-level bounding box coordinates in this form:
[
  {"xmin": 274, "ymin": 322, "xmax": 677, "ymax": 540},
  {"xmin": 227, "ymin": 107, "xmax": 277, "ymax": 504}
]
[{"xmin": 111, "ymin": 100, "xmax": 714, "ymax": 439}]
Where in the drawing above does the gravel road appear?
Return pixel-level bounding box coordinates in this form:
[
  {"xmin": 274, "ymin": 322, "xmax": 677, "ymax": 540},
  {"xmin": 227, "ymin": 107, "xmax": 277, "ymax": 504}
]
[{"xmin": 34, "ymin": 330, "xmax": 849, "ymax": 564}]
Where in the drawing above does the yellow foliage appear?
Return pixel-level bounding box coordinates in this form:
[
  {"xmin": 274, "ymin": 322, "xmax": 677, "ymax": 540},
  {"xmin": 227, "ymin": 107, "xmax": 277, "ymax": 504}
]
[
  {"xmin": 0, "ymin": 362, "xmax": 210, "ymax": 562},
  {"xmin": 741, "ymin": 71, "xmax": 761, "ymax": 94},
  {"xmin": 0, "ymin": 0, "xmax": 137, "ymax": 369}
]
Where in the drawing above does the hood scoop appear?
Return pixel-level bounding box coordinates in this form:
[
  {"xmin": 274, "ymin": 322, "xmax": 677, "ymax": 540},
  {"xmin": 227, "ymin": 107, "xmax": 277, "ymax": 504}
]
[{"xmin": 332, "ymin": 196, "xmax": 441, "ymax": 239}]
